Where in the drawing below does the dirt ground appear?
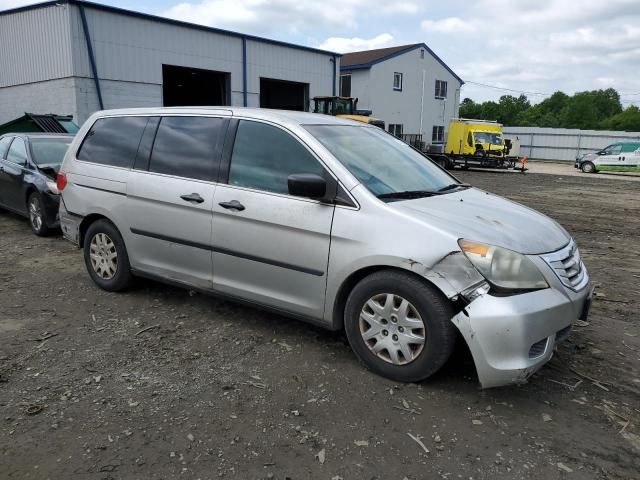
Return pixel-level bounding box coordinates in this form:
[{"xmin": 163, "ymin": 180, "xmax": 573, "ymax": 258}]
[{"xmin": 1, "ymin": 167, "xmax": 639, "ymax": 480}]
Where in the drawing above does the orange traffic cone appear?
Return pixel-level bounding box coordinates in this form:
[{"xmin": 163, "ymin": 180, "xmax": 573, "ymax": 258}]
[{"xmin": 519, "ymin": 155, "xmax": 529, "ymax": 173}]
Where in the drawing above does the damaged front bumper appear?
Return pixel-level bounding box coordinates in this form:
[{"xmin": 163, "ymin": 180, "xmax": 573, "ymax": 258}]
[{"xmin": 451, "ymin": 279, "xmax": 592, "ymax": 389}]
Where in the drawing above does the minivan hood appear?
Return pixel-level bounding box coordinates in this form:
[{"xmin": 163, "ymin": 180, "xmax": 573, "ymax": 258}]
[{"xmin": 392, "ymin": 188, "xmax": 570, "ymax": 255}]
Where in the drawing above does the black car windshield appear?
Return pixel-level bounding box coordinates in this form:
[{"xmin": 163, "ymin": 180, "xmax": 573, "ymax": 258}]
[
  {"xmin": 30, "ymin": 138, "xmax": 72, "ymax": 166},
  {"xmin": 305, "ymin": 125, "xmax": 457, "ymax": 198}
]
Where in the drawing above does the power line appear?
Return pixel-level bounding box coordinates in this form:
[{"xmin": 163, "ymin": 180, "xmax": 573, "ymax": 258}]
[{"xmin": 462, "ymin": 80, "xmax": 551, "ymax": 97}]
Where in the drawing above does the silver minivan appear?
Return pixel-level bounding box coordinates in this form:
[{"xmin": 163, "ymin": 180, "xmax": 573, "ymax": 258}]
[{"xmin": 58, "ymin": 107, "xmax": 592, "ymax": 388}]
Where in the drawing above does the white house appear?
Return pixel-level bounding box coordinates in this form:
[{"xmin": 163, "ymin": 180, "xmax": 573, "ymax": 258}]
[{"xmin": 340, "ymin": 43, "xmax": 463, "ymax": 147}]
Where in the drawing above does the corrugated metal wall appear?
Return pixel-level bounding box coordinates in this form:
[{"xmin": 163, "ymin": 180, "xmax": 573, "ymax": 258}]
[
  {"xmin": 503, "ymin": 126, "xmax": 640, "ymax": 162},
  {"xmin": 68, "ymin": 6, "xmax": 243, "ymax": 87},
  {"xmin": 1, "ymin": 3, "xmax": 339, "ymax": 124},
  {"xmin": 245, "ymin": 40, "xmax": 337, "ymax": 108},
  {"xmin": 0, "ymin": 4, "xmax": 74, "ymax": 87}
]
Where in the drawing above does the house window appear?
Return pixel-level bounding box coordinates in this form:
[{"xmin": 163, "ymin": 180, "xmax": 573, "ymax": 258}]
[
  {"xmin": 432, "ymin": 126, "xmax": 445, "ymax": 144},
  {"xmin": 435, "ymin": 80, "xmax": 448, "ymax": 99},
  {"xmin": 340, "ymin": 74, "xmax": 351, "ymax": 97},
  {"xmin": 389, "ymin": 124, "xmax": 403, "ymax": 137},
  {"xmin": 393, "ymin": 72, "xmax": 403, "ymax": 91},
  {"xmin": 420, "ymin": 49, "xmax": 425, "ymax": 59}
]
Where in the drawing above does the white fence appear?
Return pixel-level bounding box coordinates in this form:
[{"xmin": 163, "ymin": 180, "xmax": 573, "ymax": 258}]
[{"xmin": 503, "ymin": 126, "xmax": 640, "ymax": 162}]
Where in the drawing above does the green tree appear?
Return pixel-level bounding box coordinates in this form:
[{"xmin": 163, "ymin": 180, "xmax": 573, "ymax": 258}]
[
  {"xmin": 601, "ymin": 106, "xmax": 640, "ymax": 131},
  {"xmin": 459, "ymin": 98, "xmax": 482, "ymax": 118},
  {"xmin": 458, "ymin": 88, "xmax": 630, "ymax": 130},
  {"xmin": 496, "ymin": 94, "xmax": 530, "ymax": 125}
]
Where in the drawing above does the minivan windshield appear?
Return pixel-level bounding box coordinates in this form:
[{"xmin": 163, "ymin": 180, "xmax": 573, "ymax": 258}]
[
  {"xmin": 306, "ymin": 125, "xmax": 462, "ymax": 199},
  {"xmin": 30, "ymin": 138, "xmax": 73, "ymax": 166}
]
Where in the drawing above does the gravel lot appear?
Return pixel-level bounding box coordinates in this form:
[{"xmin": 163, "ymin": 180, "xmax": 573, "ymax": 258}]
[{"xmin": 1, "ymin": 167, "xmax": 639, "ymax": 479}]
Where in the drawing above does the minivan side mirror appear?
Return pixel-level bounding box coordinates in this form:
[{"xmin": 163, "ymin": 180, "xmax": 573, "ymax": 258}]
[{"xmin": 288, "ymin": 173, "xmax": 330, "ymax": 201}]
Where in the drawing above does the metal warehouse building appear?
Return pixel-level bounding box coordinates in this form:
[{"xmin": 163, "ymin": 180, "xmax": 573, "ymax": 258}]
[{"xmin": 0, "ymin": 0, "xmax": 340, "ymax": 126}]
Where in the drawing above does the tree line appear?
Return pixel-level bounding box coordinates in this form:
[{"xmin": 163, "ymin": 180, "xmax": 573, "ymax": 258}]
[{"xmin": 459, "ymin": 88, "xmax": 640, "ymax": 132}]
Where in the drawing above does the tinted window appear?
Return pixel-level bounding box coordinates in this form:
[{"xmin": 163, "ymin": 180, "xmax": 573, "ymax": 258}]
[
  {"xmin": 149, "ymin": 116, "xmax": 226, "ymax": 181},
  {"xmin": 78, "ymin": 116, "xmax": 149, "ymax": 168},
  {"xmin": 0, "ymin": 137, "xmax": 12, "ymax": 159},
  {"xmin": 6, "ymin": 138, "xmax": 27, "ymax": 165},
  {"xmin": 30, "ymin": 138, "xmax": 72, "ymax": 166},
  {"xmin": 229, "ymin": 120, "xmax": 324, "ymax": 194},
  {"xmin": 621, "ymin": 143, "xmax": 640, "ymax": 153}
]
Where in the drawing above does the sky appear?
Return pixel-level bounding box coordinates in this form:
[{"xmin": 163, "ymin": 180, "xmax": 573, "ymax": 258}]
[{"xmin": 2, "ymin": 0, "xmax": 640, "ymax": 105}]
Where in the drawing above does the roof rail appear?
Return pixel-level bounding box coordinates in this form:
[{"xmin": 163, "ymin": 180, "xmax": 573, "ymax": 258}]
[{"xmin": 453, "ymin": 118, "xmax": 500, "ymax": 124}]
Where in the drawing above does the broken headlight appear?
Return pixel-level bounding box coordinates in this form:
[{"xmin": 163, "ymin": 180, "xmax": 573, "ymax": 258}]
[{"xmin": 459, "ymin": 240, "xmax": 548, "ymax": 291}]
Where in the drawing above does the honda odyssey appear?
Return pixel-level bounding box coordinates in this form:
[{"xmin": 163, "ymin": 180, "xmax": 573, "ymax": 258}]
[{"xmin": 58, "ymin": 108, "xmax": 592, "ymax": 388}]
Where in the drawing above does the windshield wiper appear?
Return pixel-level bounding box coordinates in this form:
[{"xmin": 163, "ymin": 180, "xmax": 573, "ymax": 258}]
[
  {"xmin": 437, "ymin": 183, "xmax": 471, "ymax": 192},
  {"xmin": 377, "ymin": 190, "xmax": 438, "ymax": 200}
]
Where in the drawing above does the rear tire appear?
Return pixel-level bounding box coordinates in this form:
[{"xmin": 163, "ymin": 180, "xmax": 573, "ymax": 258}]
[
  {"xmin": 83, "ymin": 219, "xmax": 132, "ymax": 291},
  {"xmin": 27, "ymin": 192, "xmax": 50, "ymax": 237},
  {"xmin": 581, "ymin": 161, "xmax": 596, "ymax": 173},
  {"xmin": 344, "ymin": 270, "xmax": 456, "ymax": 383}
]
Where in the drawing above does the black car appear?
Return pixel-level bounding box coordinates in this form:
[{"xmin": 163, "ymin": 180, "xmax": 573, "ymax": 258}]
[{"xmin": 0, "ymin": 133, "xmax": 74, "ymax": 236}]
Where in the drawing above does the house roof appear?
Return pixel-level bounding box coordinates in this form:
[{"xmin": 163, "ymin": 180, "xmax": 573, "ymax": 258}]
[
  {"xmin": 341, "ymin": 43, "xmax": 463, "ymax": 84},
  {"xmin": 0, "ymin": 0, "xmax": 341, "ymax": 57}
]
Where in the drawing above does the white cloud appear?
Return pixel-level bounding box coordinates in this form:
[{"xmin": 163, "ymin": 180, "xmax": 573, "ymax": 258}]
[
  {"xmin": 381, "ymin": 2, "xmax": 421, "ymax": 14},
  {"xmin": 0, "ymin": 0, "xmax": 38, "ymax": 9},
  {"xmin": 421, "ymin": 17, "xmax": 476, "ymax": 34},
  {"xmin": 161, "ymin": 0, "xmax": 370, "ymax": 35},
  {"xmin": 318, "ymin": 33, "xmax": 394, "ymax": 53},
  {"xmin": 422, "ymin": 0, "xmax": 640, "ymax": 102}
]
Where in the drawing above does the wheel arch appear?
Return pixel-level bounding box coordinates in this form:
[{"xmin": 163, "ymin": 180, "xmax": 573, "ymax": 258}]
[
  {"xmin": 330, "ymin": 265, "xmax": 453, "ymax": 331},
  {"xmin": 79, "ymin": 213, "xmax": 121, "ymax": 247},
  {"xmin": 24, "ymin": 184, "xmax": 38, "ymax": 206}
]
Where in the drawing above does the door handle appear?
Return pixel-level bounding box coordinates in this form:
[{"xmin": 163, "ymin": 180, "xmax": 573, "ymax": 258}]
[
  {"xmin": 180, "ymin": 193, "xmax": 204, "ymax": 204},
  {"xmin": 218, "ymin": 200, "xmax": 245, "ymax": 211}
]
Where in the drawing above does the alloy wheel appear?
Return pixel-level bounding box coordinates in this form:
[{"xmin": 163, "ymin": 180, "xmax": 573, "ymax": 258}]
[{"xmin": 29, "ymin": 197, "xmax": 43, "ymax": 232}]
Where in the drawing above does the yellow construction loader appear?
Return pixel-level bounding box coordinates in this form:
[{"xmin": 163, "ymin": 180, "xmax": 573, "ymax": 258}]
[{"xmin": 312, "ymin": 96, "xmax": 385, "ymax": 129}]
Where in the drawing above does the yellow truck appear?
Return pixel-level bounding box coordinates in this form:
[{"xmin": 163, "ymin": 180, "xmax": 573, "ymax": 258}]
[
  {"xmin": 444, "ymin": 118, "xmax": 511, "ymax": 167},
  {"xmin": 312, "ymin": 96, "xmax": 385, "ymax": 129}
]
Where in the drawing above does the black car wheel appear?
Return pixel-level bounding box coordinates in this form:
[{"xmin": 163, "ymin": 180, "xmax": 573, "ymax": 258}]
[
  {"xmin": 27, "ymin": 192, "xmax": 50, "ymax": 237},
  {"xmin": 83, "ymin": 219, "xmax": 133, "ymax": 291},
  {"xmin": 344, "ymin": 270, "xmax": 456, "ymax": 383}
]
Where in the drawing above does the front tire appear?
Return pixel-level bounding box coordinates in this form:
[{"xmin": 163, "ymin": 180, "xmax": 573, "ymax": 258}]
[
  {"xmin": 83, "ymin": 219, "xmax": 132, "ymax": 291},
  {"xmin": 344, "ymin": 270, "xmax": 456, "ymax": 383},
  {"xmin": 28, "ymin": 192, "xmax": 50, "ymax": 237},
  {"xmin": 581, "ymin": 161, "xmax": 596, "ymax": 173}
]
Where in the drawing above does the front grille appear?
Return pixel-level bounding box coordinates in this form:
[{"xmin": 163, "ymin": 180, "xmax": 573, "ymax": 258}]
[
  {"xmin": 542, "ymin": 241, "xmax": 588, "ymax": 291},
  {"xmin": 529, "ymin": 338, "xmax": 548, "ymax": 358}
]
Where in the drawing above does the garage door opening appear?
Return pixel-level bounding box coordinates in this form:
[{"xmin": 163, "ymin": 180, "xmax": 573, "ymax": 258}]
[
  {"xmin": 260, "ymin": 78, "xmax": 309, "ymax": 111},
  {"xmin": 162, "ymin": 64, "xmax": 230, "ymax": 107}
]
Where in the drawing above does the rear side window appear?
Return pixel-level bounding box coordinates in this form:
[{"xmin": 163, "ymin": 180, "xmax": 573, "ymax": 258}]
[
  {"xmin": 77, "ymin": 116, "xmax": 149, "ymax": 168},
  {"xmin": 148, "ymin": 116, "xmax": 227, "ymax": 181},
  {"xmin": 621, "ymin": 143, "xmax": 640, "ymax": 153},
  {"xmin": 0, "ymin": 137, "xmax": 12, "ymax": 159},
  {"xmin": 228, "ymin": 120, "xmax": 324, "ymax": 194},
  {"xmin": 6, "ymin": 138, "xmax": 27, "ymax": 165}
]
